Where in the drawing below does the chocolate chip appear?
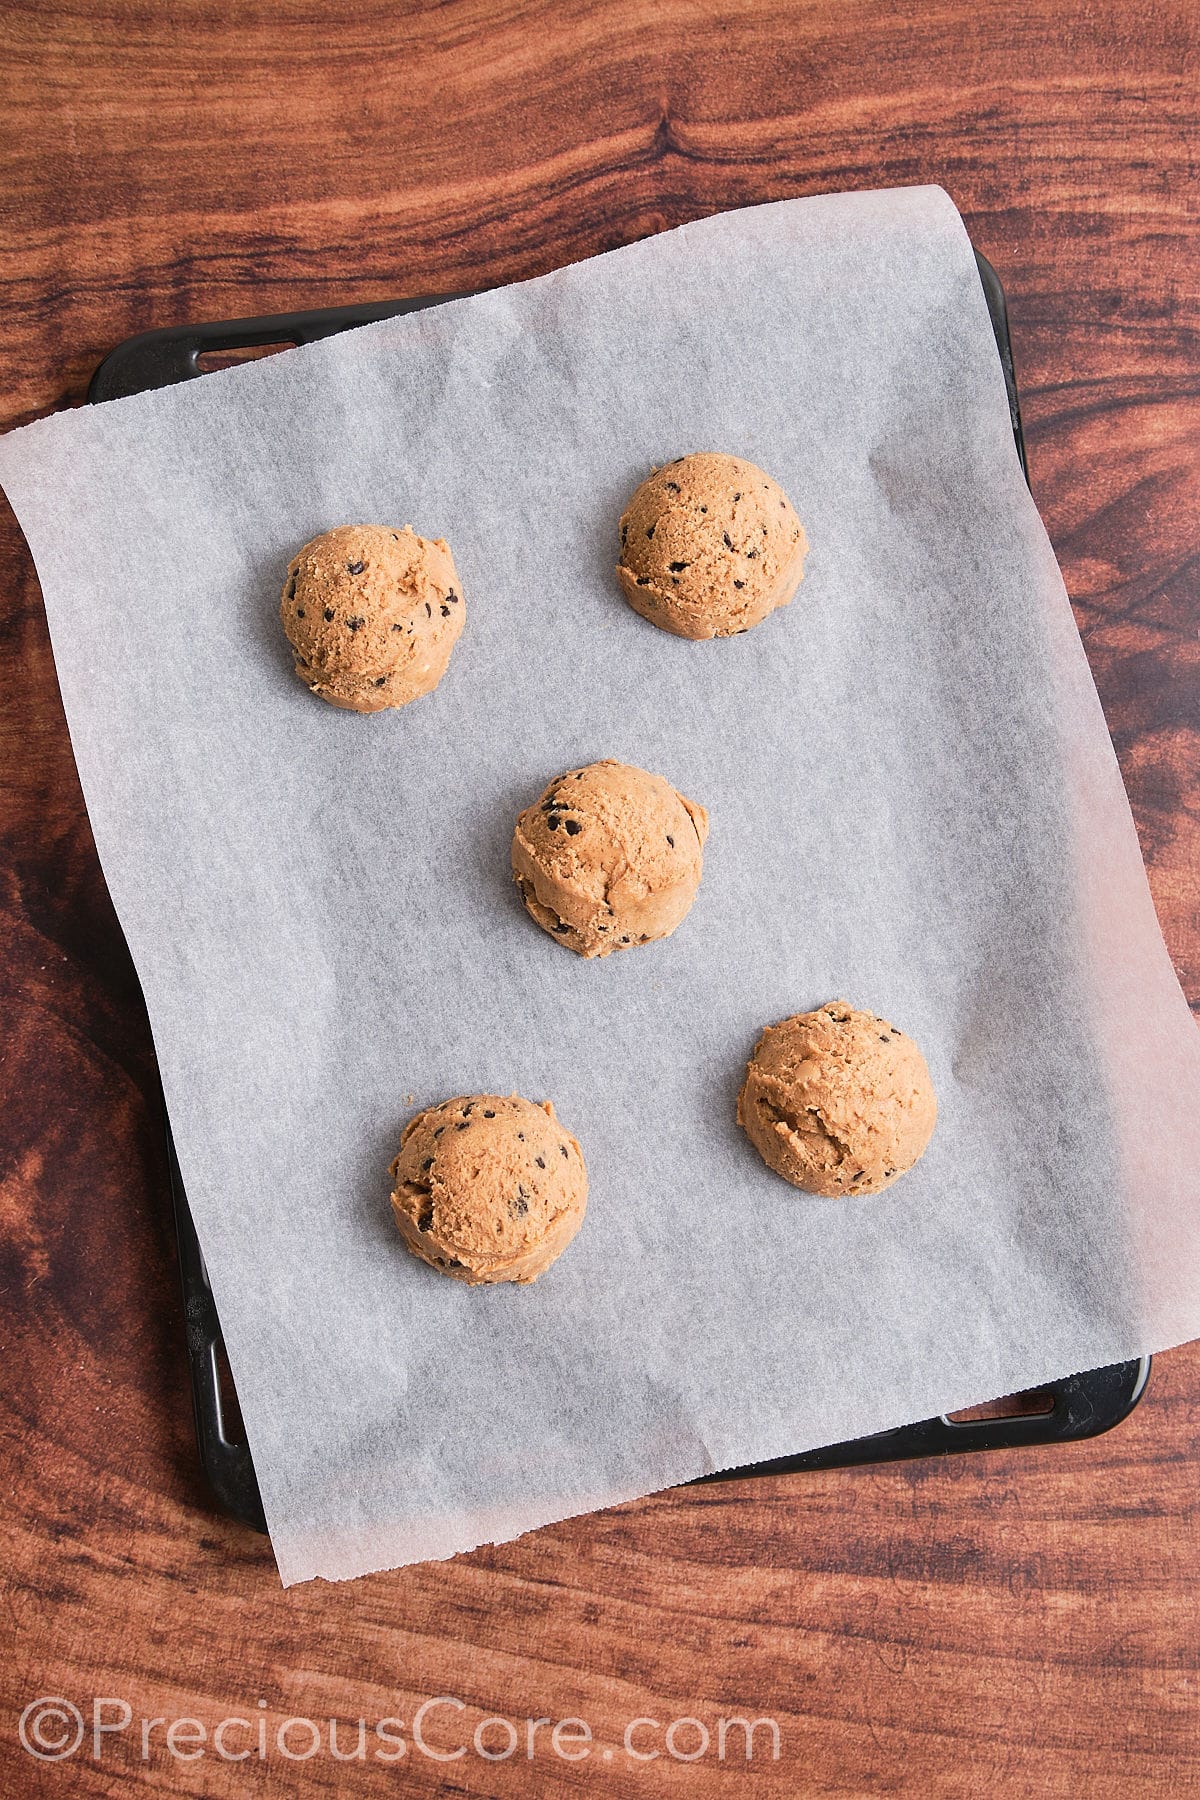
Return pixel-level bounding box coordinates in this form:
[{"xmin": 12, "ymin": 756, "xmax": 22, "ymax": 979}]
[
  {"xmin": 664, "ymin": 480, "xmax": 680, "ymax": 493},
  {"xmin": 564, "ymin": 819, "xmax": 581, "ymax": 835},
  {"xmin": 483, "ymin": 1109, "xmax": 495, "ymax": 1117},
  {"xmin": 894, "ymin": 1028, "xmax": 904, "ymax": 1036},
  {"xmin": 560, "ymin": 1144, "xmax": 569, "ymax": 1157},
  {"xmin": 463, "ymin": 1104, "xmax": 473, "ymax": 1115},
  {"xmin": 434, "ymin": 1126, "xmax": 445, "ymax": 1137},
  {"xmin": 666, "ymin": 834, "xmax": 674, "ymax": 847},
  {"xmin": 535, "ymin": 1156, "xmax": 545, "ymax": 1168},
  {"xmin": 646, "ymin": 524, "xmax": 656, "ymax": 539},
  {"xmin": 296, "ymin": 606, "xmax": 306, "ymax": 618},
  {"xmin": 700, "ymin": 504, "xmax": 707, "ymax": 513},
  {"xmin": 346, "ymin": 616, "xmax": 365, "ymax": 631},
  {"xmin": 509, "ymin": 1194, "xmax": 529, "ymax": 1218},
  {"xmin": 546, "ymin": 814, "xmax": 560, "ymax": 830},
  {"xmin": 422, "ymin": 1157, "xmax": 433, "ymax": 1171},
  {"xmin": 880, "ymin": 1034, "xmax": 891, "ymax": 1043},
  {"xmin": 668, "ymin": 560, "xmax": 689, "ymax": 572},
  {"xmin": 746, "ymin": 547, "xmax": 758, "ymax": 557},
  {"xmin": 455, "ymin": 1121, "xmax": 468, "ymax": 1131},
  {"xmin": 636, "ymin": 575, "xmax": 651, "ymax": 587},
  {"xmin": 517, "ymin": 1132, "xmax": 524, "ymax": 1141},
  {"xmin": 576, "ymin": 772, "xmax": 583, "ymax": 779},
  {"xmin": 425, "ymin": 602, "xmax": 432, "ymax": 617},
  {"xmin": 392, "ymin": 532, "xmax": 399, "ymax": 539},
  {"xmin": 324, "ymin": 607, "xmax": 335, "ymax": 621},
  {"xmin": 374, "ymin": 676, "xmax": 387, "ymax": 687},
  {"xmin": 441, "ymin": 604, "xmax": 451, "ymax": 616},
  {"xmin": 597, "ymin": 924, "xmax": 608, "ymax": 931},
  {"xmin": 417, "ymin": 1204, "xmax": 434, "ymax": 1232},
  {"xmin": 620, "ymin": 935, "xmax": 630, "ymax": 943},
  {"xmin": 553, "ymin": 922, "xmax": 571, "ymax": 933},
  {"xmin": 392, "ymin": 622, "xmax": 404, "ymax": 632},
  {"xmin": 347, "ymin": 559, "xmax": 365, "ymax": 574},
  {"xmin": 733, "ymin": 580, "xmax": 745, "ymax": 589},
  {"xmin": 621, "ymin": 524, "xmax": 628, "ymax": 544},
  {"xmin": 446, "ymin": 590, "xmax": 458, "ymax": 603},
  {"xmin": 733, "ymin": 492, "xmax": 741, "ymax": 501},
  {"xmin": 723, "ymin": 532, "xmax": 734, "ymax": 549}
]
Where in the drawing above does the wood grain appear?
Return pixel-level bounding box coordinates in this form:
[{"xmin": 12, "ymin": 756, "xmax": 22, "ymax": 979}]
[{"xmin": 1, "ymin": 1, "xmax": 1197, "ymax": 1793}]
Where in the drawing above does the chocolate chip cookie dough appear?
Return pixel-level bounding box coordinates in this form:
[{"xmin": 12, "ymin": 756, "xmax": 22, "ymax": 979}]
[
  {"xmin": 390, "ymin": 1094, "xmax": 587, "ymax": 1284},
  {"xmin": 616, "ymin": 452, "xmax": 807, "ymax": 640},
  {"xmin": 512, "ymin": 759, "xmax": 708, "ymax": 958},
  {"xmin": 281, "ymin": 523, "xmax": 463, "ymax": 712},
  {"xmin": 738, "ymin": 1002, "xmax": 936, "ymax": 1196}
]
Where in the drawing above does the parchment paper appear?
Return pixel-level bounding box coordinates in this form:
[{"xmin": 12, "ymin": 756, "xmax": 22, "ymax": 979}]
[{"xmin": 3, "ymin": 186, "xmax": 1199, "ymax": 1586}]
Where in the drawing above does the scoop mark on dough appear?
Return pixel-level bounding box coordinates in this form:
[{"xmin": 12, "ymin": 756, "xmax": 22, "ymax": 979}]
[{"xmin": 758, "ymin": 1095, "xmax": 856, "ymax": 1172}]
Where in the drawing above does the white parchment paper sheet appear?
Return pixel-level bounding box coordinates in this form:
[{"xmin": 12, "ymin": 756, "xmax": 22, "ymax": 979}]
[{"xmin": 3, "ymin": 186, "xmax": 1199, "ymax": 1585}]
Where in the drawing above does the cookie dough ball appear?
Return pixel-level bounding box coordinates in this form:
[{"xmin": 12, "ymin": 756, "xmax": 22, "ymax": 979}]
[
  {"xmin": 738, "ymin": 1002, "xmax": 936, "ymax": 1196},
  {"xmin": 512, "ymin": 759, "xmax": 708, "ymax": 958},
  {"xmin": 390, "ymin": 1094, "xmax": 587, "ymax": 1284},
  {"xmin": 281, "ymin": 523, "xmax": 463, "ymax": 712},
  {"xmin": 616, "ymin": 452, "xmax": 807, "ymax": 640}
]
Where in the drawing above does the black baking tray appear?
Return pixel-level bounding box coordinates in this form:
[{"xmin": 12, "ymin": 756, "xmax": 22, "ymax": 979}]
[{"xmin": 90, "ymin": 252, "xmax": 1149, "ymax": 1536}]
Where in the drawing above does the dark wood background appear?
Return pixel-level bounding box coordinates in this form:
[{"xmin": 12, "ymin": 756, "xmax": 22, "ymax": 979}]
[{"xmin": 1, "ymin": 2, "xmax": 1197, "ymax": 1794}]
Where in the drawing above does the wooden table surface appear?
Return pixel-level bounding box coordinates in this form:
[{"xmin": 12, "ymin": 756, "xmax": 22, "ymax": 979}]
[{"xmin": 2, "ymin": 3, "xmax": 1197, "ymax": 1794}]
